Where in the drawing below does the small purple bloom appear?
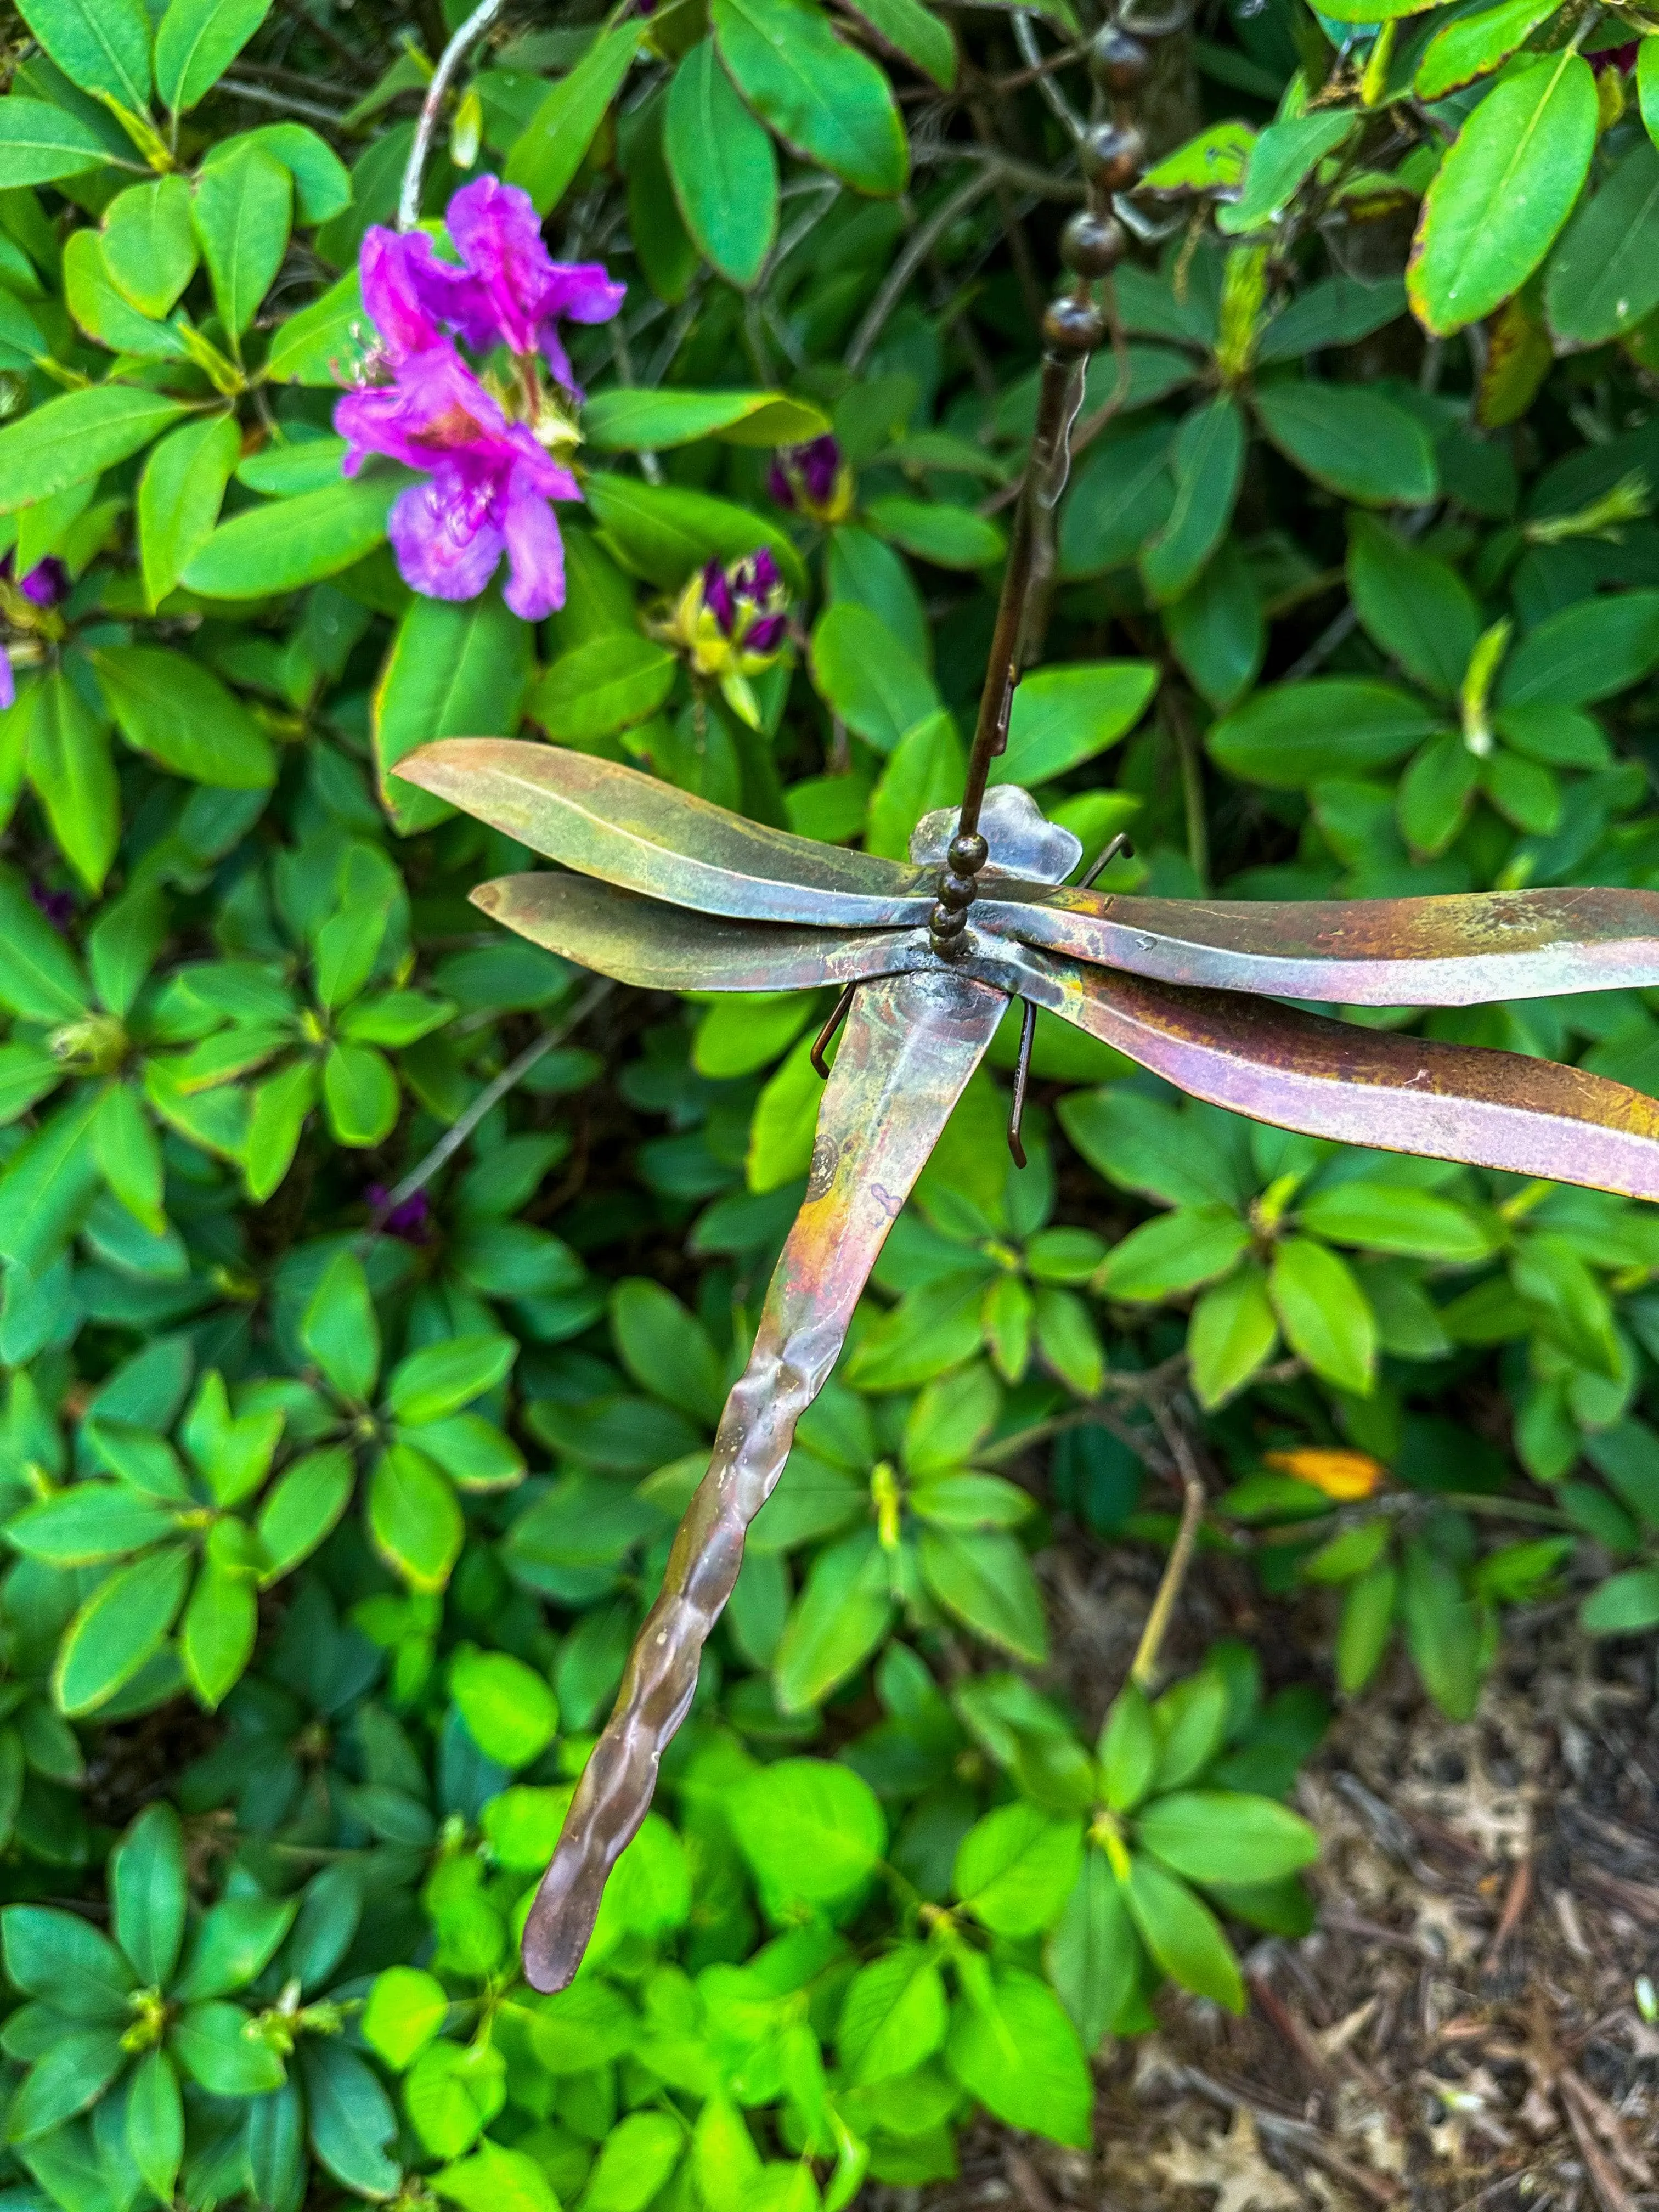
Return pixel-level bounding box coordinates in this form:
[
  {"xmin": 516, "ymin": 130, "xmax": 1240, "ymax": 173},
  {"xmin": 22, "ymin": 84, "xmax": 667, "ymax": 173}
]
[
  {"xmin": 367, "ymin": 1184, "xmax": 433, "ymax": 1243},
  {"xmin": 744, "ymin": 613, "xmax": 787, "ymax": 654},
  {"xmin": 336, "ymin": 346, "xmax": 578, "ymax": 618},
  {"xmin": 18, "ymin": 557, "xmax": 68, "ymax": 608},
  {"xmin": 29, "ymin": 881, "xmax": 74, "ymax": 931},
  {"xmin": 770, "ymin": 435, "xmax": 845, "ymax": 516},
  {"xmin": 442, "ymin": 176, "xmax": 624, "ymax": 392}
]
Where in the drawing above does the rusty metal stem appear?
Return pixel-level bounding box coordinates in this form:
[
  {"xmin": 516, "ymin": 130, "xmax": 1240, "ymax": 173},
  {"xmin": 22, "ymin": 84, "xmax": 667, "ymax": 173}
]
[{"xmin": 956, "ymin": 348, "xmax": 1082, "ymax": 850}]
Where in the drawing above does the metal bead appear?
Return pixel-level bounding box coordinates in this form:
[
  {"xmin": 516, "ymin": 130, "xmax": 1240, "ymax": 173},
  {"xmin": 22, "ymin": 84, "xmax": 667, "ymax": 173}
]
[
  {"xmin": 938, "ymin": 870, "xmax": 978, "ymax": 911},
  {"xmin": 1041, "ymin": 293, "xmax": 1109, "ymax": 355},
  {"xmin": 1091, "ymin": 24, "xmax": 1150, "ymax": 93},
  {"xmin": 947, "ymin": 831, "xmax": 988, "ymax": 874},
  {"xmin": 1081, "ymin": 120, "xmax": 1145, "ymax": 193},
  {"xmin": 1060, "ymin": 209, "xmax": 1125, "ymax": 279},
  {"xmin": 929, "ymin": 902, "xmax": 968, "ymax": 944}
]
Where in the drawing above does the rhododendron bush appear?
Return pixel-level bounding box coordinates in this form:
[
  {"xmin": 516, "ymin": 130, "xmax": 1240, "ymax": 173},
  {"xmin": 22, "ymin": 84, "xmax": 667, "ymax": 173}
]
[{"xmin": 0, "ymin": 0, "xmax": 1656, "ymax": 2201}]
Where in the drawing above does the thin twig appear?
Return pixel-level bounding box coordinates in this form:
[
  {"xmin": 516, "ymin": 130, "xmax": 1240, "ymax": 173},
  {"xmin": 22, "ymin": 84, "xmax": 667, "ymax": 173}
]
[
  {"xmin": 909, "ymin": 142, "xmax": 1086, "ymax": 199},
  {"xmin": 222, "ymin": 76, "xmax": 352, "ymax": 126},
  {"xmin": 1130, "ymin": 1404, "xmax": 1207, "ymax": 1686},
  {"xmin": 1011, "ymin": 9, "xmax": 1086, "ymax": 139},
  {"xmin": 399, "ymin": 0, "xmax": 506, "ymax": 230},
  {"xmin": 370, "ymin": 978, "xmax": 612, "ymax": 1226},
  {"xmin": 848, "ymin": 167, "xmax": 1006, "ymax": 371}
]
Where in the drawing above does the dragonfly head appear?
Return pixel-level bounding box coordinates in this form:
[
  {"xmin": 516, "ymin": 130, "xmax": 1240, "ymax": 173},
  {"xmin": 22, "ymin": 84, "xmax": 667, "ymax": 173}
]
[{"xmin": 910, "ymin": 785, "xmax": 1081, "ymax": 889}]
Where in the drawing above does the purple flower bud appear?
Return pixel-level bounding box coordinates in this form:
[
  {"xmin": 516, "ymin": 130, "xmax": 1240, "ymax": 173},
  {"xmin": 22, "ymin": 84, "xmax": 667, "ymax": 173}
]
[
  {"xmin": 19, "ymin": 557, "xmax": 69, "ymax": 608},
  {"xmin": 739, "ymin": 547, "xmax": 782, "ymax": 603},
  {"xmin": 744, "ymin": 613, "xmax": 787, "ymax": 654},
  {"xmin": 1589, "ymin": 38, "xmax": 1638, "ymax": 71},
  {"xmin": 798, "ymin": 435, "xmax": 842, "ymax": 506},
  {"xmin": 767, "ymin": 458, "xmax": 795, "ymax": 511},
  {"xmin": 367, "ymin": 1184, "xmax": 433, "ymax": 1243},
  {"xmin": 29, "ymin": 881, "xmax": 74, "ymax": 932},
  {"xmin": 703, "ymin": 558, "xmax": 738, "ymax": 636},
  {"xmin": 0, "ymin": 648, "xmax": 12, "ymax": 713}
]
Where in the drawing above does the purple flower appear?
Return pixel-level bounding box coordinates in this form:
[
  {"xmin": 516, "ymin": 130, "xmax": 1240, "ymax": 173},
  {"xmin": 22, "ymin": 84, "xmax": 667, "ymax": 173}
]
[
  {"xmin": 337, "ymin": 346, "xmax": 578, "ymax": 618},
  {"xmin": 18, "ymin": 557, "xmax": 68, "ymax": 608},
  {"xmin": 769, "ymin": 435, "xmax": 849, "ymax": 520},
  {"xmin": 366, "ymin": 1184, "xmax": 433, "ymax": 1243},
  {"xmin": 442, "ymin": 176, "xmax": 624, "ymax": 392},
  {"xmin": 29, "ymin": 882, "xmax": 74, "ymax": 932}
]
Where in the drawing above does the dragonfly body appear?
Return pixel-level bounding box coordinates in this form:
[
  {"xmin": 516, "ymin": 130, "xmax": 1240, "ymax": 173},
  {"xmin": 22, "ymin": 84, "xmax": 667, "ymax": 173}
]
[{"xmin": 397, "ymin": 734, "xmax": 1659, "ymax": 1990}]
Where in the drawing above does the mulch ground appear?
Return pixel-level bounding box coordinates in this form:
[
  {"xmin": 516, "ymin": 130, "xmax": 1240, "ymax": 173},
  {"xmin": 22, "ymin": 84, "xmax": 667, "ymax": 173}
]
[{"xmin": 876, "ymin": 1537, "xmax": 1659, "ymax": 2212}]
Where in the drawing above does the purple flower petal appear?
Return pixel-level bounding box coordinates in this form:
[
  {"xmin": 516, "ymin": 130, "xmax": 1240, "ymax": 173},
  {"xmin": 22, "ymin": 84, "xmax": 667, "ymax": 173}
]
[
  {"xmin": 744, "ymin": 613, "xmax": 787, "ymax": 654},
  {"xmin": 501, "ymin": 461, "xmax": 569, "ymax": 619},
  {"xmin": 703, "ymin": 558, "xmax": 737, "ymax": 635},
  {"xmin": 767, "ymin": 458, "xmax": 795, "ymax": 511},
  {"xmin": 799, "ymin": 435, "xmax": 842, "ymax": 505},
  {"xmin": 739, "ymin": 547, "xmax": 782, "ymax": 602},
  {"xmin": 388, "ymin": 473, "xmax": 507, "ymax": 603},
  {"xmin": 19, "ymin": 557, "xmax": 68, "ymax": 608},
  {"xmin": 0, "ymin": 649, "xmax": 13, "ymax": 713},
  {"xmin": 441, "ymin": 175, "xmax": 624, "ymax": 383}
]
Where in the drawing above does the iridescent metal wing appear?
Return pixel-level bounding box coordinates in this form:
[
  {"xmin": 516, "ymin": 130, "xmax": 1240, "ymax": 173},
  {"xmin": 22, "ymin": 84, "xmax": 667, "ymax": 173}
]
[
  {"xmin": 976, "ymin": 941, "xmax": 1659, "ymax": 1199},
  {"xmin": 521, "ymin": 963, "xmax": 1007, "ymax": 1993},
  {"xmin": 473, "ymin": 873, "xmax": 929, "ymax": 991},
  {"xmin": 975, "ymin": 884, "xmax": 1659, "ymax": 1006},
  {"xmin": 397, "ymin": 740, "xmax": 938, "ymax": 927}
]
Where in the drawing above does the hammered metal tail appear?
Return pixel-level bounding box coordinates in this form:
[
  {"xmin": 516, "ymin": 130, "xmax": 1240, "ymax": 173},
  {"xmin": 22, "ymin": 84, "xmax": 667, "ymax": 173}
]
[{"xmin": 520, "ymin": 966, "xmax": 1007, "ymax": 1993}]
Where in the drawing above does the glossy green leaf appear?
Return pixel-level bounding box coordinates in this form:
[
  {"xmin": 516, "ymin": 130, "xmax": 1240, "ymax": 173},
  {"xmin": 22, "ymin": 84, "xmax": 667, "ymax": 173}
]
[
  {"xmin": 183, "ymin": 478, "xmax": 398, "ymax": 597},
  {"xmin": 0, "ymin": 387, "xmax": 191, "ymax": 516},
  {"xmin": 18, "ymin": 0, "xmax": 151, "ymax": 108},
  {"xmin": 664, "ymin": 40, "xmax": 778, "ymax": 289},
  {"xmin": 504, "ymin": 21, "xmax": 647, "ymax": 213},
  {"xmin": 712, "ymin": 0, "xmax": 908, "ymax": 195},
  {"xmin": 156, "ymin": 0, "xmax": 275, "ymax": 112}
]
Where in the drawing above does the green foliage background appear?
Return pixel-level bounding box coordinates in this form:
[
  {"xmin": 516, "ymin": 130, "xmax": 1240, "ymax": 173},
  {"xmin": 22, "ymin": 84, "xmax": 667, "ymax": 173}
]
[{"xmin": 0, "ymin": 0, "xmax": 1655, "ymax": 2200}]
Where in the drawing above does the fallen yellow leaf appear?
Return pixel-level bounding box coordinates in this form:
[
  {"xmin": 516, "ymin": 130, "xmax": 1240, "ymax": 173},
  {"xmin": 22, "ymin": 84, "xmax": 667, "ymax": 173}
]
[{"xmin": 1263, "ymin": 1447, "xmax": 1385, "ymax": 1501}]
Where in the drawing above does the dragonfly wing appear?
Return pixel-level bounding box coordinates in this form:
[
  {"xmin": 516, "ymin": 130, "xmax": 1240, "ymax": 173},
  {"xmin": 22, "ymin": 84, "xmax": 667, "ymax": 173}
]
[
  {"xmin": 973, "ymin": 941, "xmax": 1659, "ymax": 1199},
  {"xmin": 521, "ymin": 964, "xmax": 1007, "ymax": 1993},
  {"xmin": 398, "ymin": 740, "xmax": 936, "ymax": 927},
  {"xmin": 474, "ymin": 872, "xmax": 930, "ymax": 991},
  {"xmin": 978, "ymin": 884, "xmax": 1659, "ymax": 1006}
]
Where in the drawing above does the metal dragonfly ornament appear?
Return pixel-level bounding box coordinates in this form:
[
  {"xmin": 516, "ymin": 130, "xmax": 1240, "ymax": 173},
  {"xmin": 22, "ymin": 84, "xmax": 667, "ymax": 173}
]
[{"xmin": 397, "ymin": 29, "xmax": 1659, "ymax": 1996}]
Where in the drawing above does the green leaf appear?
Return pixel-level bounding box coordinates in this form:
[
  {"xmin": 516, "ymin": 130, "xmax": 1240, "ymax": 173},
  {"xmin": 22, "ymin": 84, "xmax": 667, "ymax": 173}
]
[
  {"xmin": 174, "ymin": 1893, "xmax": 296, "ymax": 2000},
  {"xmin": 611, "ymin": 1278, "xmax": 726, "ymax": 1426},
  {"xmin": 369, "ymin": 1444, "xmax": 464, "ymax": 1592},
  {"xmin": 1164, "ymin": 538, "xmax": 1263, "ymax": 710},
  {"xmin": 435, "ymin": 2137, "xmax": 563, "ymax": 2212},
  {"xmin": 577, "ymin": 2111, "xmax": 684, "ymax": 2212},
  {"xmin": 0, "ymin": 1091, "xmax": 104, "ymax": 1273},
  {"xmin": 0, "ymin": 98, "xmax": 115, "ymax": 187},
  {"xmin": 244, "ymin": 1058, "xmax": 317, "ymax": 1204},
  {"xmin": 1152, "ymin": 1669, "xmax": 1229, "ymax": 1788},
  {"xmin": 137, "ymin": 412, "xmax": 239, "ymax": 610},
  {"xmin": 9, "ymin": 1482, "xmax": 177, "ymax": 1565},
  {"xmin": 583, "ymin": 388, "xmax": 830, "ymax": 450},
  {"xmin": 1058, "ymin": 421, "xmax": 1174, "ymax": 578},
  {"xmin": 1139, "ymin": 394, "xmax": 1245, "ymax": 605},
  {"xmin": 93, "ymin": 645, "xmax": 276, "ymax": 788},
  {"xmin": 865, "ymin": 496, "xmax": 1005, "ymax": 569},
  {"xmin": 3, "ymin": 1904, "xmax": 134, "ymax": 2014},
  {"xmin": 102, "ymin": 176, "xmax": 199, "ymax": 317},
  {"xmin": 1136, "ymin": 1790, "xmax": 1319, "ymax": 1885},
  {"xmin": 256, "ymin": 1443, "xmax": 353, "ymax": 1581},
  {"xmin": 0, "ymin": 871, "xmax": 90, "ymax": 1020},
  {"xmin": 1581, "ymin": 1566, "xmax": 1659, "ymax": 1636},
  {"xmin": 173, "ymin": 1999, "xmax": 286, "ymax": 2094},
  {"xmin": 1045, "ymin": 1851, "xmax": 1140, "ymax": 2053},
  {"xmin": 843, "ymin": 0, "xmax": 955, "ymax": 88},
  {"xmin": 1121, "ymin": 1854, "xmax": 1243, "ymax": 2010},
  {"xmin": 18, "ymin": 0, "xmax": 151, "ymax": 108},
  {"xmin": 265, "ymin": 267, "xmax": 361, "ymax": 384},
  {"xmin": 772, "ymin": 1528, "xmax": 895, "ymax": 1712},
  {"xmin": 531, "ymin": 633, "xmax": 678, "ymax": 744},
  {"xmin": 0, "ymin": 386, "xmax": 191, "ymax": 516},
  {"xmin": 866, "ymin": 709, "xmax": 963, "ymax": 856},
  {"xmin": 809, "ymin": 601, "xmax": 940, "ymax": 752},
  {"xmin": 990, "ymin": 661, "xmax": 1156, "ymax": 787},
  {"xmin": 584, "ymin": 471, "xmax": 804, "ymax": 594},
  {"xmin": 1254, "ymin": 382, "xmax": 1436, "ymax": 506},
  {"xmin": 1218, "ymin": 110, "xmax": 1355, "ymax": 233},
  {"xmin": 7, "ymin": 2024, "xmax": 128, "ymax": 2141},
  {"xmin": 955, "ymin": 1804, "xmax": 1083, "ymax": 1936},
  {"xmin": 664, "ymin": 40, "xmax": 778, "ymax": 290},
  {"xmin": 918, "ymin": 1527, "xmax": 1048, "ymax": 1663},
  {"xmin": 1297, "ymin": 1180, "xmax": 1494, "ymax": 1262},
  {"xmin": 838, "ymin": 1947, "xmax": 949, "ymax": 2085},
  {"xmin": 945, "ymin": 1969, "xmax": 1092, "ymax": 2148},
  {"xmin": 191, "ymin": 140, "xmax": 292, "ymax": 337},
  {"xmin": 53, "ymin": 1544, "xmax": 193, "ymax": 1716},
  {"xmin": 321, "ymin": 1041, "xmax": 397, "ymax": 1147},
  {"xmin": 302, "ymin": 2042, "xmax": 400, "ymax": 2198},
  {"xmin": 727, "ymin": 1756, "xmax": 887, "ymax": 1918},
  {"xmin": 1547, "ymin": 138, "xmax": 1659, "ymax": 347},
  {"xmin": 1099, "ymin": 1204, "xmax": 1250, "ymax": 1301},
  {"xmin": 1415, "ymin": 0, "xmax": 1555, "ymax": 97},
  {"xmin": 1269, "ymin": 1237, "xmax": 1376, "ymax": 1395},
  {"xmin": 1337, "ymin": 1561, "xmax": 1398, "ymax": 1692},
  {"xmin": 65, "ymin": 228, "xmax": 192, "ymax": 358},
  {"xmin": 126, "ymin": 2050, "xmax": 184, "ymax": 2206},
  {"xmin": 23, "ymin": 668, "xmax": 119, "ymax": 893},
  {"xmin": 156, "ymin": 0, "xmax": 274, "ymax": 112},
  {"xmin": 301, "ymin": 1250, "xmax": 380, "ymax": 1402},
  {"xmin": 449, "ymin": 1647, "xmax": 558, "ymax": 1767},
  {"xmin": 111, "ymin": 1802, "xmax": 187, "ymax": 1985},
  {"xmin": 712, "ymin": 0, "xmax": 908, "ymax": 195},
  {"xmin": 1499, "ymin": 591, "xmax": 1659, "ymax": 708},
  {"xmin": 376, "ymin": 588, "xmax": 531, "ymax": 832},
  {"xmin": 1408, "ymin": 51, "xmax": 1597, "ymax": 336},
  {"xmin": 1189, "ymin": 1261, "xmax": 1278, "ymax": 1409},
  {"xmin": 183, "ymin": 478, "xmax": 398, "ymax": 597},
  {"xmin": 504, "ymin": 21, "xmax": 647, "ymax": 213},
  {"xmin": 362, "ymin": 1966, "xmax": 449, "ymax": 2072},
  {"xmin": 1209, "ymin": 676, "xmax": 1439, "ymax": 788},
  {"xmin": 179, "ymin": 1561, "xmax": 257, "ymax": 1708},
  {"xmin": 387, "ymin": 1335, "xmax": 516, "ymax": 1426},
  {"xmin": 1401, "ymin": 1541, "xmax": 1485, "ymax": 1718},
  {"xmin": 1347, "ymin": 516, "xmax": 1479, "ymax": 697}
]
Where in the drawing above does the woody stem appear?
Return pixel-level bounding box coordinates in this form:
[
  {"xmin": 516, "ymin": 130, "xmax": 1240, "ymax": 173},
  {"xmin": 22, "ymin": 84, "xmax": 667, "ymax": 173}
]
[{"xmin": 398, "ymin": 0, "xmax": 506, "ymax": 232}]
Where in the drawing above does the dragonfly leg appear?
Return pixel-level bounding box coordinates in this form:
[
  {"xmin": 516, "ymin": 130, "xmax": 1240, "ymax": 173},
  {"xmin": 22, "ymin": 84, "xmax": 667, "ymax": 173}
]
[
  {"xmin": 810, "ymin": 982, "xmax": 857, "ymax": 1077},
  {"xmin": 1078, "ymin": 832, "xmax": 1134, "ymax": 890},
  {"xmin": 1007, "ymin": 996, "xmax": 1037, "ymax": 1167}
]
